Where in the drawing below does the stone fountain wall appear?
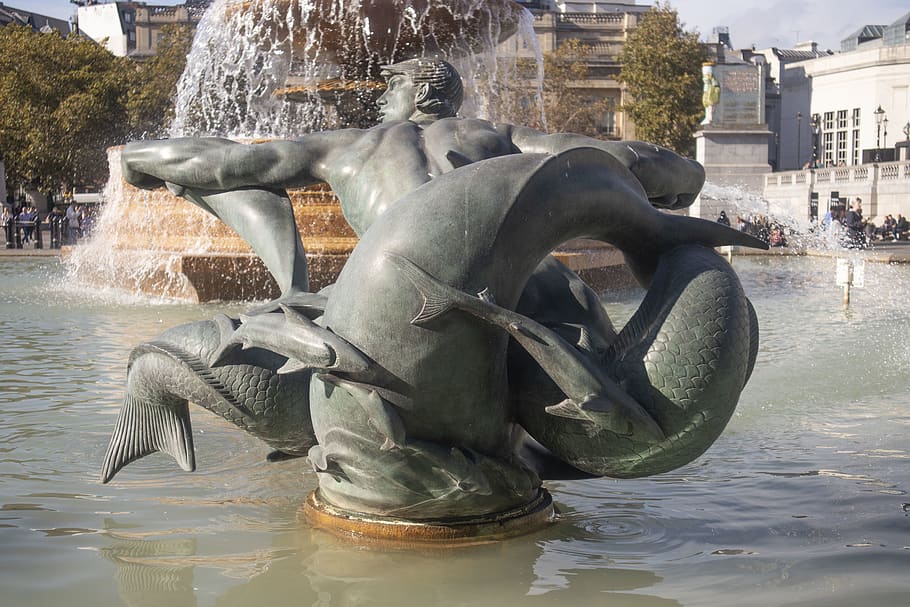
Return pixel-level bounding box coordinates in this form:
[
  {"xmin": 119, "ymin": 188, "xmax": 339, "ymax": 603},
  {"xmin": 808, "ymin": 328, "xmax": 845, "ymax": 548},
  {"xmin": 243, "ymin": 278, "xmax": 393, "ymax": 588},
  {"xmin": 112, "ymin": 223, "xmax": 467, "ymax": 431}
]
[{"xmin": 66, "ymin": 146, "xmax": 624, "ymax": 303}]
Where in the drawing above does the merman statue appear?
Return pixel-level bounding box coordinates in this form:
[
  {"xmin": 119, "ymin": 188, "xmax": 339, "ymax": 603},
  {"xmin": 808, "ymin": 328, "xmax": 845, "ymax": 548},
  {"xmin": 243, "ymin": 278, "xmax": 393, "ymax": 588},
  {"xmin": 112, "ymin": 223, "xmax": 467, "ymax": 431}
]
[{"xmin": 103, "ymin": 58, "xmax": 764, "ymax": 540}]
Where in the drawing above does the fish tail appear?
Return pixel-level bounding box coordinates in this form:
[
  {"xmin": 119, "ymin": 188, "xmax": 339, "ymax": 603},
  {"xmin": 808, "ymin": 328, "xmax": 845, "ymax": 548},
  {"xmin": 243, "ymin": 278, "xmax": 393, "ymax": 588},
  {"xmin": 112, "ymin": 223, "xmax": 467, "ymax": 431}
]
[
  {"xmin": 385, "ymin": 253, "xmax": 462, "ymax": 325},
  {"xmin": 664, "ymin": 214, "xmax": 769, "ymax": 251},
  {"xmin": 100, "ymin": 394, "xmax": 195, "ymax": 484}
]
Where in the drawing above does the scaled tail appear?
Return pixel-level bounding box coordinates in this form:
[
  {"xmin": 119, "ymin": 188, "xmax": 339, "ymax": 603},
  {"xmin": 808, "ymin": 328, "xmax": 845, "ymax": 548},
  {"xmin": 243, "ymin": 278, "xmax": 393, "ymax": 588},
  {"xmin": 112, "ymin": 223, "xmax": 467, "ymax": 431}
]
[{"xmin": 100, "ymin": 395, "xmax": 195, "ymax": 484}]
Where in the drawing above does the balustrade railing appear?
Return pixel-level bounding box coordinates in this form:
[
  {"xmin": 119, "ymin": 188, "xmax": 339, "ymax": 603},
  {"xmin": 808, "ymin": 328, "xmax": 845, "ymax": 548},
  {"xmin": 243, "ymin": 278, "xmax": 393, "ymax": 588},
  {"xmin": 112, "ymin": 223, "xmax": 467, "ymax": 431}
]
[
  {"xmin": 557, "ymin": 13, "xmax": 624, "ymax": 24},
  {"xmin": 763, "ymin": 160, "xmax": 910, "ymax": 216}
]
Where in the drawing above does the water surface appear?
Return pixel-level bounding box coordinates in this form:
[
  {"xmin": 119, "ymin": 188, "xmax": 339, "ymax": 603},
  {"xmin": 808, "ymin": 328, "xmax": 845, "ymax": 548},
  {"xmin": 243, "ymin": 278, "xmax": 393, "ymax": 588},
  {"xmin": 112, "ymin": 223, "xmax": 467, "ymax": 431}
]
[{"xmin": 1, "ymin": 255, "xmax": 908, "ymax": 606}]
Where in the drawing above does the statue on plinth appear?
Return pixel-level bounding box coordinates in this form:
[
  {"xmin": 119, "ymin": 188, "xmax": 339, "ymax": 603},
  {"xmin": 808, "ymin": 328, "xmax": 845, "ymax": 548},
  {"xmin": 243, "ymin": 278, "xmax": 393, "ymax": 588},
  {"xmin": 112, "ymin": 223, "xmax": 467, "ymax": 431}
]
[
  {"xmin": 101, "ymin": 58, "xmax": 764, "ymax": 542},
  {"xmin": 702, "ymin": 63, "xmax": 721, "ymax": 126}
]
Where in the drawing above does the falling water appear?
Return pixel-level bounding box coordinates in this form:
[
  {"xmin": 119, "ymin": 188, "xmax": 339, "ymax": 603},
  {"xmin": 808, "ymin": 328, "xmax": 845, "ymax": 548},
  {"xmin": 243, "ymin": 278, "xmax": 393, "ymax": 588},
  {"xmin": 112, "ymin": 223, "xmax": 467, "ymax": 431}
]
[
  {"xmin": 699, "ymin": 181, "xmax": 860, "ymax": 253},
  {"xmin": 66, "ymin": 0, "xmax": 544, "ymax": 300},
  {"xmin": 169, "ymin": 0, "xmax": 545, "ymax": 137}
]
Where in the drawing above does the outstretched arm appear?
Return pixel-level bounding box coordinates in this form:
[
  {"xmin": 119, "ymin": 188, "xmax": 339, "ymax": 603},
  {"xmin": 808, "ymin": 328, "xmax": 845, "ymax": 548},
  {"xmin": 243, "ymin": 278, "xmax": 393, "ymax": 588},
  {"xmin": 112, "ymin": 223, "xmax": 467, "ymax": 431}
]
[
  {"xmin": 503, "ymin": 125, "xmax": 705, "ymax": 210},
  {"xmin": 120, "ymin": 131, "xmax": 358, "ymax": 192}
]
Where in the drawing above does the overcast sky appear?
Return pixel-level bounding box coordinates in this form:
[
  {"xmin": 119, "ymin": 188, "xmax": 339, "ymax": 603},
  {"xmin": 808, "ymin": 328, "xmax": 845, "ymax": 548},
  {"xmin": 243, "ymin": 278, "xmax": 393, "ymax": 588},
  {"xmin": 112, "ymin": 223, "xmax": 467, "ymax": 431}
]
[{"xmin": 18, "ymin": 0, "xmax": 910, "ymax": 52}]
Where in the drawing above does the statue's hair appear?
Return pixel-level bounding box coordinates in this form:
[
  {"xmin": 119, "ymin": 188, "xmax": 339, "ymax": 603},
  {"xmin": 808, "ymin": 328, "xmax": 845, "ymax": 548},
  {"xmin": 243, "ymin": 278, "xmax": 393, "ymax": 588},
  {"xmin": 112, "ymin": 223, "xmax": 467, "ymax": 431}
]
[{"xmin": 380, "ymin": 58, "xmax": 464, "ymax": 119}]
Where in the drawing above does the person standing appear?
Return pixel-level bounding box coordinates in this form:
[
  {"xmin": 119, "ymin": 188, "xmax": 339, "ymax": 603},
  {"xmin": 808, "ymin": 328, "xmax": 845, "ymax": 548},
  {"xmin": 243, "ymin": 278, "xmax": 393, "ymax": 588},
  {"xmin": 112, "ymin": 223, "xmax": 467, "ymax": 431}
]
[
  {"xmin": 894, "ymin": 214, "xmax": 908, "ymax": 241},
  {"xmin": 65, "ymin": 202, "xmax": 81, "ymax": 245}
]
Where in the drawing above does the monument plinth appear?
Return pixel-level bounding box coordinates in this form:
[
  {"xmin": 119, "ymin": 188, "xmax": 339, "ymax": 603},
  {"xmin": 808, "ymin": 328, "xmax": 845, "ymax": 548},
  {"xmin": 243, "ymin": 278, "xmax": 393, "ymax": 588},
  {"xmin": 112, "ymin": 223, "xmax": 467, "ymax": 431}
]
[{"xmin": 692, "ymin": 61, "xmax": 772, "ymax": 218}]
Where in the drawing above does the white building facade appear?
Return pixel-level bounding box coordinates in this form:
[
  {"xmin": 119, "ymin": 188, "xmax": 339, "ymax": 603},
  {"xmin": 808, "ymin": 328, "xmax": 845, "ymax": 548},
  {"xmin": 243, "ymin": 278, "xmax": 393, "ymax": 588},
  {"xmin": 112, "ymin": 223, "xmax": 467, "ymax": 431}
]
[
  {"xmin": 75, "ymin": 2, "xmax": 137, "ymax": 57},
  {"xmin": 762, "ymin": 12, "xmax": 910, "ymax": 224}
]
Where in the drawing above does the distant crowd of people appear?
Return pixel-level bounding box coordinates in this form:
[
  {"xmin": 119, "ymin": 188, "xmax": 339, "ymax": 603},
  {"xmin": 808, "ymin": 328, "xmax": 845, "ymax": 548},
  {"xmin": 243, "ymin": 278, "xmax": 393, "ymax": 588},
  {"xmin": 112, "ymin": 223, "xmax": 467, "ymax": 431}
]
[
  {"xmin": 0, "ymin": 205, "xmax": 41, "ymax": 244},
  {"xmin": 821, "ymin": 197, "xmax": 908, "ymax": 248},
  {"xmin": 714, "ymin": 198, "xmax": 909, "ymax": 253},
  {"xmin": 717, "ymin": 210, "xmax": 788, "ymax": 247},
  {"xmin": 1, "ymin": 200, "xmax": 96, "ymax": 246}
]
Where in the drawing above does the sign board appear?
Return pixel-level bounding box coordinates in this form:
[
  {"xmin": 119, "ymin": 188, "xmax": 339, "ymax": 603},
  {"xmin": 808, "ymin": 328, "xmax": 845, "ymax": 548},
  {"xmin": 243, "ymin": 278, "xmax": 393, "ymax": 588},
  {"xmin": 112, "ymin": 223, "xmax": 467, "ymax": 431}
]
[
  {"xmin": 836, "ymin": 258, "xmax": 865, "ymax": 287},
  {"xmin": 713, "ymin": 64, "xmax": 763, "ymax": 126}
]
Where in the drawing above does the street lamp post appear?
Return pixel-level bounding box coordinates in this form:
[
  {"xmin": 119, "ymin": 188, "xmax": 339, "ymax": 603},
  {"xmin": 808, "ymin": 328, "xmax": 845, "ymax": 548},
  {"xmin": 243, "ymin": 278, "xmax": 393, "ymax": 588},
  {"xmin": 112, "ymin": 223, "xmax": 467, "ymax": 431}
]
[
  {"xmin": 874, "ymin": 105, "xmax": 886, "ymax": 162},
  {"xmin": 796, "ymin": 112, "xmax": 802, "ymax": 169}
]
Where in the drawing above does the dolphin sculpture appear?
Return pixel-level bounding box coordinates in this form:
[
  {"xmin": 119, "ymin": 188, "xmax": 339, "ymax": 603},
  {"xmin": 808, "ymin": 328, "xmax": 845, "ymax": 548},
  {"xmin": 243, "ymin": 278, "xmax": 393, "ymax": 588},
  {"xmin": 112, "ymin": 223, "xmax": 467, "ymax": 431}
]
[
  {"xmin": 100, "ymin": 314, "xmax": 317, "ymax": 483},
  {"xmin": 298, "ymin": 147, "xmax": 763, "ymax": 518},
  {"xmin": 102, "ymin": 146, "xmax": 763, "ymax": 523}
]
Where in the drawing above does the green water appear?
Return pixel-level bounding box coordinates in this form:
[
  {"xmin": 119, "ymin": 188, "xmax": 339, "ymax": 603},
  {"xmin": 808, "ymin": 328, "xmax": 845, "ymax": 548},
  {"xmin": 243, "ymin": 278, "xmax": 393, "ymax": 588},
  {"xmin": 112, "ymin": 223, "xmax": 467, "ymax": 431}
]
[{"xmin": 1, "ymin": 255, "xmax": 908, "ymax": 606}]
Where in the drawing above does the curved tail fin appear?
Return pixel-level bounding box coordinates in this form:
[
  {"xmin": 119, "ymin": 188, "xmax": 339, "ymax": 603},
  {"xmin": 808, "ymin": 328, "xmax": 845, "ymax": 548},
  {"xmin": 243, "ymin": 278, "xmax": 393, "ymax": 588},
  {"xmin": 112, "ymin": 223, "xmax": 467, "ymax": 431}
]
[
  {"xmin": 664, "ymin": 214, "xmax": 769, "ymax": 251},
  {"xmin": 100, "ymin": 395, "xmax": 195, "ymax": 484}
]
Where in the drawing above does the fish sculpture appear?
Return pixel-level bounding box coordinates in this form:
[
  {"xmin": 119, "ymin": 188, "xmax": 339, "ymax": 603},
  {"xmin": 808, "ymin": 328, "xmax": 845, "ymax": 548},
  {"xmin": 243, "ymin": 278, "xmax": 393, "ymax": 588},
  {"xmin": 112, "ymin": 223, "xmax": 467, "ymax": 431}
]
[{"xmin": 102, "ymin": 146, "xmax": 763, "ymax": 523}]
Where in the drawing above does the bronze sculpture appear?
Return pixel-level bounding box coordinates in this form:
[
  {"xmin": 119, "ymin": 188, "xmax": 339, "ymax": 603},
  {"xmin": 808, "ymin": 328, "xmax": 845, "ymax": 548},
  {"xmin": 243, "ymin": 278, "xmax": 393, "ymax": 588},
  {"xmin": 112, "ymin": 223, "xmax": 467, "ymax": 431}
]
[{"xmin": 102, "ymin": 59, "xmax": 765, "ymax": 540}]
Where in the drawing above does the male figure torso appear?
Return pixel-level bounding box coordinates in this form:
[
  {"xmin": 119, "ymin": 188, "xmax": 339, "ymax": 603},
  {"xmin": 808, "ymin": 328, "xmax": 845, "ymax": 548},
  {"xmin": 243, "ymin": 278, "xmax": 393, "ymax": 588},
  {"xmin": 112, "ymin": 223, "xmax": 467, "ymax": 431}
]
[{"xmin": 314, "ymin": 118, "xmax": 518, "ymax": 234}]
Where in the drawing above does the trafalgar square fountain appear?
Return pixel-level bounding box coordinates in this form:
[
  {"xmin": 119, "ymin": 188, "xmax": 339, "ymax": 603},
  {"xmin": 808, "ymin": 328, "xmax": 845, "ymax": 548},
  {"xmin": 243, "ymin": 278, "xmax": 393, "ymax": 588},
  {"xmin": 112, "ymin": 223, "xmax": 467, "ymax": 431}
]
[{"xmin": 1, "ymin": 0, "xmax": 910, "ymax": 605}]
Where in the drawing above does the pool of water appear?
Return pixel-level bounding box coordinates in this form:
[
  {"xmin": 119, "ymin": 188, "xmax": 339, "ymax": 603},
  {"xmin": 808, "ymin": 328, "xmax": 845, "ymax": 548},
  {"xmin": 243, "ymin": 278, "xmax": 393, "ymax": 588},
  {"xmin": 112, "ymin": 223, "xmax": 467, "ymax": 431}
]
[{"xmin": 1, "ymin": 254, "xmax": 908, "ymax": 606}]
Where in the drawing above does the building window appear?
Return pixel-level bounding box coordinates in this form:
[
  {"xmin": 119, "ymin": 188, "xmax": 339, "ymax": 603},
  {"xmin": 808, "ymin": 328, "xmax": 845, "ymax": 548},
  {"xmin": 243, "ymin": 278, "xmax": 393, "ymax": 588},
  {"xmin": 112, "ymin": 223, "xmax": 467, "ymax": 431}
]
[
  {"xmin": 836, "ymin": 130, "xmax": 847, "ymax": 165},
  {"xmin": 837, "ymin": 110, "xmax": 847, "ymax": 129},
  {"xmin": 823, "ymin": 111, "xmax": 834, "ymax": 131},
  {"xmin": 852, "ymin": 129, "xmax": 860, "ymax": 165},
  {"xmin": 851, "ymin": 108, "xmax": 861, "ymax": 128},
  {"xmin": 598, "ymin": 98, "xmax": 616, "ymax": 136},
  {"xmin": 823, "ymin": 131, "xmax": 833, "ymax": 166}
]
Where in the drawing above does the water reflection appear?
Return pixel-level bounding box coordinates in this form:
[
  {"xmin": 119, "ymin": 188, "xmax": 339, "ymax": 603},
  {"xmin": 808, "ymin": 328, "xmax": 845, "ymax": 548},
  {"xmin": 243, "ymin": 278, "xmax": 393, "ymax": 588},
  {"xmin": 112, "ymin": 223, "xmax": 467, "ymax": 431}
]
[{"xmin": 2, "ymin": 256, "xmax": 910, "ymax": 606}]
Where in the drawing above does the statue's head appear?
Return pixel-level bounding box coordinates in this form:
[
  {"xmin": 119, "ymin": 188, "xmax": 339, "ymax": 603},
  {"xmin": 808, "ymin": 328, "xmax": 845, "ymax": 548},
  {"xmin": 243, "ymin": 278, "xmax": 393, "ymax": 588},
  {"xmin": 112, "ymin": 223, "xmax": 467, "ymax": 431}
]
[{"xmin": 378, "ymin": 58, "xmax": 463, "ymax": 123}]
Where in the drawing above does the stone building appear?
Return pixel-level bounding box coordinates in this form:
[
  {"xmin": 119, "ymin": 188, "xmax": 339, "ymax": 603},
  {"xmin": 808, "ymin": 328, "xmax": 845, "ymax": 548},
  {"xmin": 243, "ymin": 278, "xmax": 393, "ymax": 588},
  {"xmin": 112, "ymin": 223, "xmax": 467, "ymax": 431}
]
[
  {"xmin": 74, "ymin": 0, "xmax": 208, "ymax": 57},
  {"xmin": 755, "ymin": 12, "xmax": 910, "ymax": 171},
  {"xmin": 761, "ymin": 13, "xmax": 910, "ymax": 224},
  {"xmin": 0, "ymin": 2, "xmax": 71, "ymax": 34},
  {"xmin": 741, "ymin": 43, "xmax": 833, "ymax": 171},
  {"xmin": 513, "ymin": 0, "xmax": 650, "ymax": 139}
]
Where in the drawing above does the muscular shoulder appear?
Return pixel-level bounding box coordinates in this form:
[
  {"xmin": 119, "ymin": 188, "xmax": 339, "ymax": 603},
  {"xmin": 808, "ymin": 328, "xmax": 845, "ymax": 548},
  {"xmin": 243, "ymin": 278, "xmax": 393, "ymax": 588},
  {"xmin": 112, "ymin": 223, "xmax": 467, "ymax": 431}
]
[{"xmin": 424, "ymin": 117, "xmax": 517, "ymax": 159}]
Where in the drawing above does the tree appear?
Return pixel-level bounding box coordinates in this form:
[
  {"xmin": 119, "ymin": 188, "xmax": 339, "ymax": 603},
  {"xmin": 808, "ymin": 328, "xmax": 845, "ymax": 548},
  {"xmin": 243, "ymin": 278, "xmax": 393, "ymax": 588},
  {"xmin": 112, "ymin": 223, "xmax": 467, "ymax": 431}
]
[
  {"xmin": 0, "ymin": 25, "xmax": 132, "ymax": 192},
  {"xmin": 537, "ymin": 39, "xmax": 615, "ymax": 138},
  {"xmin": 618, "ymin": 2, "xmax": 706, "ymax": 156},
  {"xmin": 497, "ymin": 39, "xmax": 614, "ymax": 138},
  {"xmin": 127, "ymin": 24, "xmax": 195, "ymax": 138}
]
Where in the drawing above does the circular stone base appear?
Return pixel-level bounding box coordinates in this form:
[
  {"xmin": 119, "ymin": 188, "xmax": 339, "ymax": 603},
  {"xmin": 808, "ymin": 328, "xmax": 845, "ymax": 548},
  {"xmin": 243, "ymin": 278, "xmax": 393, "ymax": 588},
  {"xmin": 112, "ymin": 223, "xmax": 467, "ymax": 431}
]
[{"xmin": 304, "ymin": 489, "xmax": 555, "ymax": 546}]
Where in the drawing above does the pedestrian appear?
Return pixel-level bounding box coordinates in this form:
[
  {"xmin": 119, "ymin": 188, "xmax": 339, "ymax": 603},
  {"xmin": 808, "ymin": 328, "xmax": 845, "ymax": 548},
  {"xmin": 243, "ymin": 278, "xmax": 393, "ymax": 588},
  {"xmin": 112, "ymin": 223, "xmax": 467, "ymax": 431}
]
[
  {"xmin": 66, "ymin": 202, "xmax": 81, "ymax": 245},
  {"xmin": 894, "ymin": 214, "xmax": 908, "ymax": 241}
]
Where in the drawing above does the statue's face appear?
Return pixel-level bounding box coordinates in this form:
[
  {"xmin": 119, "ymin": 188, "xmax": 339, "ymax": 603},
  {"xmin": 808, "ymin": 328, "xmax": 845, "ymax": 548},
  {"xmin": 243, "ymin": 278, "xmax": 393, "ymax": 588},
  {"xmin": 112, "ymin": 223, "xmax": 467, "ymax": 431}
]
[{"xmin": 377, "ymin": 74, "xmax": 420, "ymax": 122}]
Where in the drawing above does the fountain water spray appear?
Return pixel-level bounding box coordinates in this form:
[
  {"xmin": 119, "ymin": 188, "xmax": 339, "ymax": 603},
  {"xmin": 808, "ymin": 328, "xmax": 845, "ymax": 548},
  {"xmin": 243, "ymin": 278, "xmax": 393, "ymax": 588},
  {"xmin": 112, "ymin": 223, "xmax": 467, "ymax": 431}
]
[{"xmin": 67, "ymin": 0, "xmax": 544, "ymax": 301}]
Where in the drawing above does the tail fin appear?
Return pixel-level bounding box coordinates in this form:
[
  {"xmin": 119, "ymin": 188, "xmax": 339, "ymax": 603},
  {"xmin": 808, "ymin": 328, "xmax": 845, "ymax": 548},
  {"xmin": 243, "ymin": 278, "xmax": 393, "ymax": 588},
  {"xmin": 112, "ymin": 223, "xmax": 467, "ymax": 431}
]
[
  {"xmin": 100, "ymin": 395, "xmax": 195, "ymax": 484},
  {"xmin": 385, "ymin": 253, "xmax": 461, "ymax": 325},
  {"xmin": 668, "ymin": 214, "xmax": 769, "ymax": 251}
]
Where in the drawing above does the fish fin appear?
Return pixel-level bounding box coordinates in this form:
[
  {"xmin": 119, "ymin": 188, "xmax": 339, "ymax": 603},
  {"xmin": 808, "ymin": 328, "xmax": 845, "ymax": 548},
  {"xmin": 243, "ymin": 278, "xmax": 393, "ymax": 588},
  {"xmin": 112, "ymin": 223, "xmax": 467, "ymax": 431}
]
[
  {"xmin": 207, "ymin": 315, "xmax": 242, "ymax": 367},
  {"xmin": 578, "ymin": 396, "xmax": 665, "ymax": 441},
  {"xmin": 213, "ymin": 314, "xmax": 238, "ymax": 341},
  {"xmin": 279, "ymin": 303, "xmax": 314, "ymax": 327},
  {"xmin": 317, "ymin": 374, "xmax": 406, "ymax": 448},
  {"xmin": 544, "ymin": 398, "xmax": 591, "ymax": 421},
  {"xmin": 209, "ymin": 341, "xmax": 240, "ymax": 367},
  {"xmin": 307, "ymin": 445, "xmax": 350, "ymax": 481},
  {"xmin": 277, "ymin": 358, "xmax": 313, "ymax": 375},
  {"xmin": 506, "ymin": 321, "xmax": 550, "ymax": 347},
  {"xmin": 446, "ymin": 149, "xmax": 473, "ymax": 169},
  {"xmin": 101, "ymin": 395, "xmax": 195, "ymax": 484},
  {"xmin": 385, "ymin": 253, "xmax": 458, "ymax": 325}
]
